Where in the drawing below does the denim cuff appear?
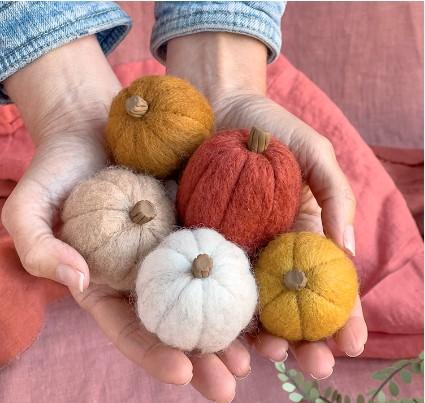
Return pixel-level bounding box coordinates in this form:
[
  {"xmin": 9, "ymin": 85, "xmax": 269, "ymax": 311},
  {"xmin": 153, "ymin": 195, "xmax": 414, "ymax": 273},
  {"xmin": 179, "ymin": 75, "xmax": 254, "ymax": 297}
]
[
  {"xmin": 151, "ymin": 1, "xmax": 285, "ymax": 65},
  {"xmin": 0, "ymin": 1, "xmax": 131, "ymax": 104}
]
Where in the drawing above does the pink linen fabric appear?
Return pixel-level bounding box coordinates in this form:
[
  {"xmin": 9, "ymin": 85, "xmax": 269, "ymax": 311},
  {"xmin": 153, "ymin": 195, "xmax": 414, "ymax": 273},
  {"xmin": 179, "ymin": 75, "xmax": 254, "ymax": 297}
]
[{"xmin": 0, "ymin": 296, "xmax": 422, "ymax": 403}]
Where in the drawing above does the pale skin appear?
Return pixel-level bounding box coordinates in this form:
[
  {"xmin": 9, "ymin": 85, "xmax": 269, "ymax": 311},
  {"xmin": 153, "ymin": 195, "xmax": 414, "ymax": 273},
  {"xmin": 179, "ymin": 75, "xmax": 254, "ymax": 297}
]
[{"xmin": 2, "ymin": 33, "xmax": 367, "ymax": 402}]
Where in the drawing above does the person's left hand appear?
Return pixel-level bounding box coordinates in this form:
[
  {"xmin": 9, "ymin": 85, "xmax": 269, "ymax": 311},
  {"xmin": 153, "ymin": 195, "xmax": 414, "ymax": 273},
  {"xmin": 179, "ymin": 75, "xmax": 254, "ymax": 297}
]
[{"xmin": 165, "ymin": 31, "xmax": 368, "ymax": 394}]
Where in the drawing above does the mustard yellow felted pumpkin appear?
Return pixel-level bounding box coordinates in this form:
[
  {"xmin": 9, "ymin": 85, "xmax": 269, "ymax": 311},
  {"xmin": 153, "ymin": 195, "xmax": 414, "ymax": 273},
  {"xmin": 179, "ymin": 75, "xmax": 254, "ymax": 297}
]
[
  {"xmin": 255, "ymin": 232, "xmax": 358, "ymax": 341},
  {"xmin": 106, "ymin": 75, "xmax": 214, "ymax": 178},
  {"xmin": 61, "ymin": 167, "xmax": 175, "ymax": 290}
]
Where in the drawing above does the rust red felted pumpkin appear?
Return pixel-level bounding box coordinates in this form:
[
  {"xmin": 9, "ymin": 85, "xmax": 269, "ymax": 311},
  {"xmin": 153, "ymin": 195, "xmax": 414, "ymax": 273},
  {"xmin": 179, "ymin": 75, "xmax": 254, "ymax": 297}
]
[{"xmin": 177, "ymin": 127, "xmax": 302, "ymax": 253}]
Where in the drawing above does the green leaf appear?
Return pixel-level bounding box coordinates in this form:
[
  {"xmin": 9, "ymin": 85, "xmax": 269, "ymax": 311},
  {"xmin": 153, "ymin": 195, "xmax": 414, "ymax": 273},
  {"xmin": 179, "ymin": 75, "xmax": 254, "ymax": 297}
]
[
  {"xmin": 289, "ymin": 392, "xmax": 304, "ymax": 402},
  {"xmin": 324, "ymin": 387, "xmax": 333, "ymax": 398},
  {"xmin": 309, "ymin": 388, "xmax": 320, "ymax": 400},
  {"xmin": 289, "ymin": 369, "xmax": 298, "ymax": 377},
  {"xmin": 345, "ymin": 396, "xmax": 351, "ymax": 403},
  {"xmin": 293, "ymin": 371, "xmax": 305, "ymax": 386},
  {"xmin": 303, "ymin": 380, "xmax": 314, "ymax": 393},
  {"xmin": 400, "ymin": 370, "xmax": 412, "ymax": 383},
  {"xmin": 282, "ymin": 382, "xmax": 297, "ymax": 393},
  {"xmin": 278, "ymin": 373, "xmax": 289, "ymax": 382},
  {"xmin": 337, "ymin": 394, "xmax": 342, "ymax": 403},
  {"xmin": 410, "ymin": 362, "xmax": 422, "ymax": 373},
  {"xmin": 357, "ymin": 394, "xmax": 365, "ymax": 403},
  {"xmin": 389, "ymin": 400, "xmax": 398, "ymax": 403},
  {"xmin": 315, "ymin": 399, "xmax": 326, "ymax": 403},
  {"xmin": 275, "ymin": 362, "xmax": 286, "ymax": 372},
  {"xmin": 332, "ymin": 390, "xmax": 339, "ymax": 401},
  {"xmin": 388, "ymin": 382, "xmax": 399, "ymax": 397},
  {"xmin": 377, "ymin": 390, "xmax": 386, "ymax": 403},
  {"xmin": 420, "ymin": 361, "xmax": 424, "ymax": 373},
  {"xmin": 372, "ymin": 369, "xmax": 392, "ymax": 380},
  {"xmin": 419, "ymin": 351, "xmax": 424, "ymax": 359}
]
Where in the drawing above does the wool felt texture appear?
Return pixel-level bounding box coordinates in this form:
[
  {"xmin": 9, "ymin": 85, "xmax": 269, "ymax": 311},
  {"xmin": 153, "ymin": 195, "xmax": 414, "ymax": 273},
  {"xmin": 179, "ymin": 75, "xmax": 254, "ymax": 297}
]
[
  {"xmin": 255, "ymin": 232, "xmax": 358, "ymax": 342},
  {"xmin": 177, "ymin": 128, "xmax": 302, "ymax": 254},
  {"xmin": 61, "ymin": 167, "xmax": 175, "ymax": 290},
  {"xmin": 106, "ymin": 75, "xmax": 214, "ymax": 178},
  {"xmin": 0, "ymin": 55, "xmax": 423, "ymax": 365},
  {"xmin": 136, "ymin": 228, "xmax": 258, "ymax": 353}
]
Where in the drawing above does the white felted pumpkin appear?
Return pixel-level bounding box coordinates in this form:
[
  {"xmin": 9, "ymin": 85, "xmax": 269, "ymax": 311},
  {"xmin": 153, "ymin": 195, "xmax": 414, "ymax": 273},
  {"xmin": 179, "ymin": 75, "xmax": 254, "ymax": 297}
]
[
  {"xmin": 136, "ymin": 228, "xmax": 258, "ymax": 353},
  {"xmin": 61, "ymin": 167, "xmax": 175, "ymax": 291}
]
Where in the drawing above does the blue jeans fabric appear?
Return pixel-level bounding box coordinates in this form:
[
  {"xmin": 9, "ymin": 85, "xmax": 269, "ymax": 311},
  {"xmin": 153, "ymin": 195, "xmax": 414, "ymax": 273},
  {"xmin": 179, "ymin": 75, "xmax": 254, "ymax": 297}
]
[
  {"xmin": 0, "ymin": 1, "xmax": 131, "ymax": 103},
  {"xmin": 152, "ymin": 1, "xmax": 286, "ymax": 64},
  {"xmin": 0, "ymin": 1, "xmax": 285, "ymax": 104}
]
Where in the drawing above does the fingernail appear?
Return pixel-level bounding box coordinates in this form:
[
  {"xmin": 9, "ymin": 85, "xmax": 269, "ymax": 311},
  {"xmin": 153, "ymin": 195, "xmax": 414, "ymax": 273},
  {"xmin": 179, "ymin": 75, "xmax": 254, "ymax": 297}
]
[
  {"xmin": 270, "ymin": 351, "xmax": 288, "ymax": 363},
  {"xmin": 235, "ymin": 367, "xmax": 251, "ymax": 380},
  {"xmin": 310, "ymin": 367, "xmax": 333, "ymax": 380},
  {"xmin": 346, "ymin": 345, "xmax": 364, "ymax": 358},
  {"xmin": 56, "ymin": 264, "xmax": 85, "ymax": 292},
  {"xmin": 343, "ymin": 225, "xmax": 356, "ymax": 256},
  {"xmin": 180, "ymin": 379, "xmax": 191, "ymax": 386}
]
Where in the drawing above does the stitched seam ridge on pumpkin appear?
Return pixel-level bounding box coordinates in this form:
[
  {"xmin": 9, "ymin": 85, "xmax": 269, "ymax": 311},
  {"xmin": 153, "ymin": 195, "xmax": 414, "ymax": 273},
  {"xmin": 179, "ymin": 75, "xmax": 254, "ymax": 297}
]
[
  {"xmin": 261, "ymin": 152, "xmax": 277, "ymax": 242},
  {"xmin": 137, "ymin": 249, "xmax": 192, "ymax": 302},
  {"xmin": 294, "ymin": 291, "xmax": 304, "ymax": 340},
  {"xmin": 86, "ymin": 223, "xmax": 137, "ymax": 257},
  {"xmin": 217, "ymin": 153, "xmax": 249, "ymax": 229},
  {"xmin": 143, "ymin": 118, "xmax": 181, "ymax": 167},
  {"xmin": 99, "ymin": 179, "xmax": 132, "ymax": 204},
  {"xmin": 63, "ymin": 207, "xmax": 128, "ymax": 222},
  {"xmin": 194, "ymin": 278, "xmax": 206, "ymax": 351},
  {"xmin": 153, "ymin": 274, "xmax": 194, "ymax": 336},
  {"xmin": 210, "ymin": 277, "xmax": 238, "ymax": 301},
  {"xmin": 307, "ymin": 257, "xmax": 348, "ymax": 273},
  {"xmin": 293, "ymin": 233, "xmax": 304, "ymax": 339},
  {"xmin": 303, "ymin": 286, "xmax": 348, "ymax": 313}
]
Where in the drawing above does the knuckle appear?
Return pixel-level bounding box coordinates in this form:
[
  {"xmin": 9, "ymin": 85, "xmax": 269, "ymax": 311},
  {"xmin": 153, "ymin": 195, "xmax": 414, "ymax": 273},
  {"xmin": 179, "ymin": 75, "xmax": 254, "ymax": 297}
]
[
  {"xmin": 319, "ymin": 136, "xmax": 336, "ymax": 156},
  {"xmin": 21, "ymin": 246, "xmax": 43, "ymax": 277}
]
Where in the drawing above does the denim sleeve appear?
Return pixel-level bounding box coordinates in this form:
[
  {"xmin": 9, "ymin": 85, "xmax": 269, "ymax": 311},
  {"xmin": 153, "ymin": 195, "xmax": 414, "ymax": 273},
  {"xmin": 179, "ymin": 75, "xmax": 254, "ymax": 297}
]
[
  {"xmin": 151, "ymin": 1, "xmax": 286, "ymax": 64},
  {"xmin": 0, "ymin": 1, "xmax": 131, "ymax": 104}
]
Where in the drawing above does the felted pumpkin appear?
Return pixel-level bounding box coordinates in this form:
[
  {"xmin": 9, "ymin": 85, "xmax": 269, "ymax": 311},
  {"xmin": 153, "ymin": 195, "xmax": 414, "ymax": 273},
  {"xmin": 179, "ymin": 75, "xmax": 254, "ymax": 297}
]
[
  {"xmin": 255, "ymin": 232, "xmax": 358, "ymax": 341},
  {"xmin": 61, "ymin": 167, "xmax": 175, "ymax": 291},
  {"xmin": 177, "ymin": 127, "xmax": 302, "ymax": 253},
  {"xmin": 106, "ymin": 75, "xmax": 214, "ymax": 178},
  {"xmin": 136, "ymin": 228, "xmax": 258, "ymax": 353}
]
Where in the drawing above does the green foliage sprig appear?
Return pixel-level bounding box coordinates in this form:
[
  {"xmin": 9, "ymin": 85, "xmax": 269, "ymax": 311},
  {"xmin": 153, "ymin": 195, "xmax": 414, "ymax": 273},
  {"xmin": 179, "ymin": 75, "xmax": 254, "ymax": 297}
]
[{"xmin": 275, "ymin": 352, "xmax": 424, "ymax": 403}]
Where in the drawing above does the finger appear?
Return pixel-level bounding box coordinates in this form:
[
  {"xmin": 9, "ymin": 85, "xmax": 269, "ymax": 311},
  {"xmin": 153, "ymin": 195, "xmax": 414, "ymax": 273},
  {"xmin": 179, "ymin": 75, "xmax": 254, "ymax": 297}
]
[
  {"xmin": 216, "ymin": 339, "xmax": 251, "ymax": 379},
  {"xmin": 251, "ymin": 331, "xmax": 289, "ymax": 362},
  {"xmin": 292, "ymin": 133, "xmax": 356, "ymax": 255},
  {"xmin": 72, "ymin": 285, "xmax": 193, "ymax": 385},
  {"xmin": 334, "ymin": 296, "xmax": 368, "ymax": 357},
  {"xmin": 190, "ymin": 353, "xmax": 236, "ymax": 403},
  {"xmin": 1, "ymin": 179, "xmax": 90, "ymax": 291},
  {"xmin": 291, "ymin": 340, "xmax": 335, "ymax": 380}
]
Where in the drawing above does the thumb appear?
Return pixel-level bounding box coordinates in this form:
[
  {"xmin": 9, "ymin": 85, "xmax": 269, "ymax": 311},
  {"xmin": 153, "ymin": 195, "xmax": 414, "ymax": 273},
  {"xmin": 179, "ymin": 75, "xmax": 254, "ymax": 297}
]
[
  {"xmin": 1, "ymin": 180, "xmax": 89, "ymax": 292},
  {"xmin": 306, "ymin": 137, "xmax": 356, "ymax": 255}
]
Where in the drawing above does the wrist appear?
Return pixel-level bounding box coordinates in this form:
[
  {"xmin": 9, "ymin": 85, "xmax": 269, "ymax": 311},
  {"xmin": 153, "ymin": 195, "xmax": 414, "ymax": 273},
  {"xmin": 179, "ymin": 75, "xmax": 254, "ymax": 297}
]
[
  {"xmin": 4, "ymin": 36, "xmax": 121, "ymax": 145},
  {"xmin": 165, "ymin": 32, "xmax": 267, "ymax": 104}
]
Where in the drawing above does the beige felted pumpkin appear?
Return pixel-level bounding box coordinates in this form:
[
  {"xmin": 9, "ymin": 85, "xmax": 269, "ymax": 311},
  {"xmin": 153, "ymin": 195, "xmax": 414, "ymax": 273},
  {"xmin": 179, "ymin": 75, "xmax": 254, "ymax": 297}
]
[{"xmin": 61, "ymin": 167, "xmax": 175, "ymax": 290}]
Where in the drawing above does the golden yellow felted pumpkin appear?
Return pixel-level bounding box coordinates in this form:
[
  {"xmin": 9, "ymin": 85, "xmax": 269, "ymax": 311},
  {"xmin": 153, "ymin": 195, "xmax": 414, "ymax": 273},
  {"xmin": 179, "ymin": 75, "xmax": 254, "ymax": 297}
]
[
  {"xmin": 106, "ymin": 75, "xmax": 214, "ymax": 178},
  {"xmin": 255, "ymin": 232, "xmax": 358, "ymax": 341}
]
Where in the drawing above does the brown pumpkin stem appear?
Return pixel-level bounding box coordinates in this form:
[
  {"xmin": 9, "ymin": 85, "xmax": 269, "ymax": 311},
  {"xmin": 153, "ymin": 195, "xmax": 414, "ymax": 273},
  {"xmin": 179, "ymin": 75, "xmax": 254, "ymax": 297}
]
[
  {"xmin": 247, "ymin": 127, "xmax": 271, "ymax": 153},
  {"xmin": 192, "ymin": 254, "xmax": 213, "ymax": 279},
  {"xmin": 125, "ymin": 95, "xmax": 148, "ymax": 118},
  {"xmin": 283, "ymin": 269, "xmax": 308, "ymax": 291},
  {"xmin": 130, "ymin": 200, "xmax": 156, "ymax": 225}
]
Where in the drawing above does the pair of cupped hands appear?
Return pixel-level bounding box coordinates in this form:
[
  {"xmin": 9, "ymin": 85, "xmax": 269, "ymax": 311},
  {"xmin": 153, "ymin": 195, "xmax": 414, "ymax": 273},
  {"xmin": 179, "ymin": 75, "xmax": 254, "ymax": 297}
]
[{"xmin": 1, "ymin": 34, "xmax": 367, "ymax": 402}]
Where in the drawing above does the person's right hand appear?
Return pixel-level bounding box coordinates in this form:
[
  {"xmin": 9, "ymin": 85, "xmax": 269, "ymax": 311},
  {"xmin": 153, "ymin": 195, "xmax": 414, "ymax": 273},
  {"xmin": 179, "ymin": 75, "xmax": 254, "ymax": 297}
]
[{"xmin": 1, "ymin": 36, "xmax": 250, "ymax": 403}]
